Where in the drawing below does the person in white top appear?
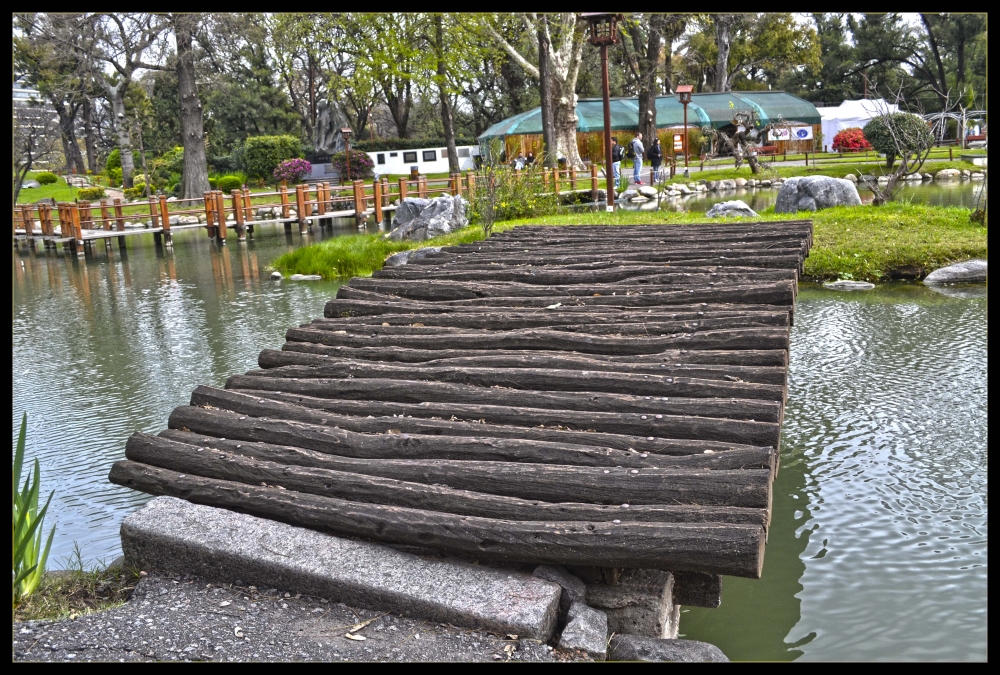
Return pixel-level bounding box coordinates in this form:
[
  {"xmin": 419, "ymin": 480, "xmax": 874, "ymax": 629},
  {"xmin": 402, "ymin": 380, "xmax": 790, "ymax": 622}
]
[{"xmin": 630, "ymin": 133, "xmax": 645, "ymax": 185}]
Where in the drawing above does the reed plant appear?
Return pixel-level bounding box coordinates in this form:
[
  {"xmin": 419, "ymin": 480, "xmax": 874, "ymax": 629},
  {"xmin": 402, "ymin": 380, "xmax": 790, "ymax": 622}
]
[{"xmin": 13, "ymin": 413, "xmax": 56, "ymax": 608}]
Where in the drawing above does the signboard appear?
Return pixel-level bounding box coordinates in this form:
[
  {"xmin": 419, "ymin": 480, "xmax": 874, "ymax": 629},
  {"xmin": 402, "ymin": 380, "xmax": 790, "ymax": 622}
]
[
  {"xmin": 673, "ymin": 134, "xmax": 684, "ymax": 152},
  {"xmin": 768, "ymin": 126, "xmax": 813, "ymax": 141}
]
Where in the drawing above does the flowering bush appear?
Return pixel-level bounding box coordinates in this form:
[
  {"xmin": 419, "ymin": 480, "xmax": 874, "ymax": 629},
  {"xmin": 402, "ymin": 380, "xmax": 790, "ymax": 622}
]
[
  {"xmin": 273, "ymin": 158, "xmax": 312, "ymax": 184},
  {"xmin": 833, "ymin": 127, "xmax": 872, "ymax": 151},
  {"xmin": 330, "ymin": 149, "xmax": 375, "ymax": 181}
]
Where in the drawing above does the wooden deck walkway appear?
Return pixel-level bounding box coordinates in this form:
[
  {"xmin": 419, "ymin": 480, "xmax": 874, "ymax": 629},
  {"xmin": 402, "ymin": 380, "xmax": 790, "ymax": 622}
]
[{"xmin": 110, "ymin": 220, "xmax": 810, "ymax": 581}]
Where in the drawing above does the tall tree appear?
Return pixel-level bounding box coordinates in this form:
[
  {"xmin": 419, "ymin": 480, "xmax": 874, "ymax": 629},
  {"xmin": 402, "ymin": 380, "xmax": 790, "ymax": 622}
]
[
  {"xmin": 483, "ymin": 13, "xmax": 587, "ymax": 168},
  {"xmin": 620, "ymin": 14, "xmax": 671, "ymax": 142},
  {"xmin": 13, "ymin": 103, "xmax": 60, "ymax": 203},
  {"xmin": 170, "ymin": 13, "xmax": 210, "ymax": 199}
]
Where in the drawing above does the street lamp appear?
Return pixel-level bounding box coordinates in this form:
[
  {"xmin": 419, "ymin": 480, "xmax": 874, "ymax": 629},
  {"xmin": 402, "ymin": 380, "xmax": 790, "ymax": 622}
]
[
  {"xmin": 340, "ymin": 127, "xmax": 353, "ymax": 183},
  {"xmin": 676, "ymin": 85, "xmax": 693, "ymax": 176},
  {"xmin": 583, "ymin": 13, "xmax": 622, "ymax": 211}
]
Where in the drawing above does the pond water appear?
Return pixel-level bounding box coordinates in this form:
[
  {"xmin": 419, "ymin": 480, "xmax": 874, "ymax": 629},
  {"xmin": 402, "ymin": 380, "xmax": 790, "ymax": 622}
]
[
  {"xmin": 618, "ymin": 178, "xmax": 983, "ymax": 213},
  {"xmin": 12, "ymin": 224, "xmax": 986, "ymax": 661}
]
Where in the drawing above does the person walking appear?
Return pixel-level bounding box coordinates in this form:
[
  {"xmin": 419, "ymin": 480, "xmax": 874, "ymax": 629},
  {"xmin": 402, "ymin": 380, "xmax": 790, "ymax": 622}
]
[
  {"xmin": 610, "ymin": 137, "xmax": 623, "ymax": 186},
  {"xmin": 630, "ymin": 133, "xmax": 645, "ymax": 185},
  {"xmin": 648, "ymin": 137, "xmax": 663, "ymax": 183}
]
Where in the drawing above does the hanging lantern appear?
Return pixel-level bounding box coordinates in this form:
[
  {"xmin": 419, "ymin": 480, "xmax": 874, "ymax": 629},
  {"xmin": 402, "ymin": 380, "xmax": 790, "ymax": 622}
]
[{"xmin": 582, "ymin": 13, "xmax": 622, "ymax": 46}]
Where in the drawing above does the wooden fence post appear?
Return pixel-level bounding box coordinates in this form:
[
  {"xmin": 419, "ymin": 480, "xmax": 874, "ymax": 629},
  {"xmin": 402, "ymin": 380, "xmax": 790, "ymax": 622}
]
[
  {"xmin": 450, "ymin": 173, "xmax": 459, "ymax": 196},
  {"xmin": 79, "ymin": 200, "xmax": 93, "ymax": 231},
  {"xmin": 295, "ymin": 184, "xmax": 308, "ymax": 234},
  {"xmin": 553, "ymin": 168, "xmax": 560, "ymax": 197},
  {"xmin": 381, "ymin": 177, "xmax": 390, "ymax": 207},
  {"xmin": 147, "ymin": 197, "xmax": 161, "ymax": 245},
  {"xmin": 215, "ymin": 190, "xmax": 228, "ymax": 242},
  {"xmin": 71, "ymin": 203, "xmax": 84, "ymax": 255},
  {"xmin": 398, "ymin": 177, "xmax": 408, "ymax": 200},
  {"xmin": 204, "ymin": 191, "xmax": 217, "ymax": 239},
  {"xmin": 418, "ymin": 176, "xmax": 428, "ymax": 199},
  {"xmin": 231, "ymin": 189, "xmax": 246, "ymax": 241},
  {"xmin": 591, "ymin": 164, "xmax": 599, "ymax": 202},
  {"xmin": 159, "ymin": 195, "xmax": 173, "ymax": 246},
  {"xmin": 466, "ymin": 172, "xmax": 475, "ymax": 197},
  {"xmin": 39, "ymin": 203, "xmax": 53, "ymax": 238},
  {"xmin": 542, "ymin": 169, "xmax": 550, "ymax": 190},
  {"xmin": 353, "ymin": 180, "xmax": 366, "ymax": 228},
  {"xmin": 242, "ymin": 187, "xmax": 254, "ymax": 235},
  {"xmin": 373, "ymin": 178, "xmax": 383, "ymax": 225},
  {"xmin": 99, "ymin": 199, "xmax": 112, "ymax": 231},
  {"xmin": 113, "ymin": 198, "xmax": 126, "ymax": 249},
  {"xmin": 804, "ymin": 151, "xmax": 809, "ymax": 166},
  {"xmin": 569, "ymin": 167, "xmax": 577, "ymax": 192}
]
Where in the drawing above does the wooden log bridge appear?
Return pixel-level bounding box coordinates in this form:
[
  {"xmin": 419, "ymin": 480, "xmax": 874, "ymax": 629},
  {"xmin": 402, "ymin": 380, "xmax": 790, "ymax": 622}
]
[{"xmin": 109, "ymin": 220, "xmax": 811, "ymax": 580}]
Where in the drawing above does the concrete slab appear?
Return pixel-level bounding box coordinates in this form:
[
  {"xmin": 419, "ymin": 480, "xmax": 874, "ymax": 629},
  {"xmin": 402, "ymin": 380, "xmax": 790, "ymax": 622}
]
[
  {"xmin": 121, "ymin": 497, "xmax": 560, "ymax": 640},
  {"xmin": 585, "ymin": 569, "xmax": 679, "ymax": 639},
  {"xmin": 609, "ymin": 634, "xmax": 729, "ymax": 662}
]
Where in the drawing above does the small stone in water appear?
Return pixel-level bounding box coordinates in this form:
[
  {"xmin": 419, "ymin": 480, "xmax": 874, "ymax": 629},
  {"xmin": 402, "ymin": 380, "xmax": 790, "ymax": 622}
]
[
  {"xmin": 603, "ymin": 470, "xmax": 610, "ymax": 474},
  {"xmin": 621, "ymin": 503, "xmax": 630, "ymax": 508},
  {"xmin": 630, "ymin": 470, "xmax": 639, "ymax": 474},
  {"xmin": 655, "ymin": 415, "xmax": 662, "ymax": 419},
  {"xmin": 613, "ymin": 520, "xmax": 621, "ymax": 524},
  {"xmin": 647, "ymin": 437, "xmax": 654, "ymax": 441}
]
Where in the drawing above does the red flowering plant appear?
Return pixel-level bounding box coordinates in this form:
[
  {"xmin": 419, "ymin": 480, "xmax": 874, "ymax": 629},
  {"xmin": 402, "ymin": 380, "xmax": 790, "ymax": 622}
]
[
  {"xmin": 330, "ymin": 150, "xmax": 375, "ymax": 181},
  {"xmin": 273, "ymin": 158, "xmax": 313, "ymax": 184},
  {"xmin": 832, "ymin": 128, "xmax": 872, "ymax": 152}
]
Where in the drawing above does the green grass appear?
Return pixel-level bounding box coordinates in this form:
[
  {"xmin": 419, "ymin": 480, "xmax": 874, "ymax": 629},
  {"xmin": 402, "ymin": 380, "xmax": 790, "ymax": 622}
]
[
  {"xmin": 663, "ymin": 160, "xmax": 979, "ymax": 185},
  {"xmin": 273, "ymin": 202, "xmax": 986, "ymax": 283},
  {"xmin": 13, "ymin": 557, "xmax": 140, "ymax": 622},
  {"xmin": 16, "ymin": 172, "xmax": 82, "ymax": 204}
]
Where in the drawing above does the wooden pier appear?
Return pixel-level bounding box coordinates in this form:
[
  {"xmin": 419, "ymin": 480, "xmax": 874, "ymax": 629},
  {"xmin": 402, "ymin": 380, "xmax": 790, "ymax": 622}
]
[
  {"xmin": 13, "ymin": 166, "xmax": 609, "ymax": 257},
  {"xmin": 110, "ymin": 220, "xmax": 810, "ymax": 581}
]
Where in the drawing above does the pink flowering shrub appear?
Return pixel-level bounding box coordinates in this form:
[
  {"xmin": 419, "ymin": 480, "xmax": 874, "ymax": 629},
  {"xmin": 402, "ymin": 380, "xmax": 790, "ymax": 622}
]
[{"xmin": 273, "ymin": 158, "xmax": 313, "ymax": 183}]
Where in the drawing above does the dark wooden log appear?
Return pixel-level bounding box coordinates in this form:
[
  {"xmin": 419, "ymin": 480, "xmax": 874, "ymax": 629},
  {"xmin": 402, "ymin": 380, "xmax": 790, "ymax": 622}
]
[
  {"xmin": 129, "ymin": 432, "xmax": 769, "ymax": 527},
  {"xmin": 373, "ymin": 265, "xmax": 798, "ymax": 285},
  {"xmin": 220, "ymin": 381, "xmax": 782, "ymax": 446},
  {"xmin": 234, "ymin": 368, "xmax": 784, "ymax": 418},
  {"xmin": 671, "ymin": 571, "xmax": 723, "ymax": 608},
  {"xmin": 191, "ymin": 386, "xmax": 771, "ymax": 456},
  {"xmin": 281, "ymin": 342, "xmax": 789, "ymax": 368},
  {"xmin": 269, "ymin": 348, "xmax": 788, "ymax": 385},
  {"xmin": 335, "ymin": 283, "xmax": 796, "ymax": 308},
  {"xmin": 285, "ymin": 326, "xmax": 791, "ymax": 355},
  {"xmin": 108, "ymin": 461, "xmax": 766, "ymax": 577},
  {"xmin": 245, "ymin": 360, "xmax": 786, "ymax": 404},
  {"xmin": 438, "ymin": 242, "xmax": 808, "ymax": 259},
  {"xmin": 163, "ymin": 410, "xmax": 773, "ymax": 507},
  {"xmin": 405, "ymin": 251, "xmax": 805, "ymax": 269}
]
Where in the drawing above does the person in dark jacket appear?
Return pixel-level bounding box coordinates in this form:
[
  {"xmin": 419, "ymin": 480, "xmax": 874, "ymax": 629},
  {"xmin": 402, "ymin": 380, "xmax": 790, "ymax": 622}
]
[{"xmin": 648, "ymin": 137, "xmax": 663, "ymax": 183}]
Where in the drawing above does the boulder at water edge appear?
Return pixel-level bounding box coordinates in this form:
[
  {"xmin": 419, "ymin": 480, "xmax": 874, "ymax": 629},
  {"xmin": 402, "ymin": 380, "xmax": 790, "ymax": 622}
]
[
  {"xmin": 923, "ymin": 259, "xmax": 987, "ymax": 284},
  {"xmin": 823, "ymin": 280, "xmax": 875, "ymax": 291},
  {"xmin": 637, "ymin": 185, "xmax": 659, "ymax": 198},
  {"xmin": 608, "ymin": 635, "xmax": 729, "ymax": 662},
  {"xmin": 934, "ymin": 168, "xmax": 962, "ymax": 180},
  {"xmin": 383, "ymin": 246, "xmax": 443, "ymax": 267},
  {"xmin": 386, "ymin": 195, "xmax": 468, "ymax": 242},
  {"xmin": 22, "ymin": 180, "xmax": 41, "ymax": 189},
  {"xmin": 706, "ymin": 200, "xmax": 758, "ymax": 218},
  {"xmin": 774, "ymin": 175, "xmax": 862, "ymax": 213}
]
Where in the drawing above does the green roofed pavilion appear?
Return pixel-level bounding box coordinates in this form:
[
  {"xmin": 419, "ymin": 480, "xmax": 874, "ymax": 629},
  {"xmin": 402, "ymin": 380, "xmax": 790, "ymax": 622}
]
[{"xmin": 478, "ymin": 91, "xmax": 821, "ymax": 142}]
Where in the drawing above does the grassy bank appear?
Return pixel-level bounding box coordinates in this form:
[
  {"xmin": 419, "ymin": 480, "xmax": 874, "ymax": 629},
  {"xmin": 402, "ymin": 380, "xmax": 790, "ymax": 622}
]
[
  {"xmin": 271, "ymin": 202, "xmax": 986, "ymax": 283},
  {"xmin": 663, "ymin": 160, "xmax": 979, "ymax": 185},
  {"xmin": 16, "ymin": 172, "xmax": 82, "ymax": 204},
  {"xmin": 14, "ymin": 564, "xmax": 141, "ymax": 622}
]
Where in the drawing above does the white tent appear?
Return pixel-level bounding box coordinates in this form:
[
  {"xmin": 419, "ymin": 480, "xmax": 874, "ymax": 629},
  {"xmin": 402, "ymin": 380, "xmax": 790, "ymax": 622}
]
[{"xmin": 819, "ymin": 99, "xmax": 900, "ymax": 149}]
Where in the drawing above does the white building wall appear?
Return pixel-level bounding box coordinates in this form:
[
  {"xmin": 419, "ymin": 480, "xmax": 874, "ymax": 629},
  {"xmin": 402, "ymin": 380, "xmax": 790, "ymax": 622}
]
[{"xmin": 369, "ymin": 145, "xmax": 479, "ymax": 176}]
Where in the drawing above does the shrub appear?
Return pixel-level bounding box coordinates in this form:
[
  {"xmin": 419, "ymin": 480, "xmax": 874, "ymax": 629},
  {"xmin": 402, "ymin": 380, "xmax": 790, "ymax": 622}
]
[
  {"xmin": 77, "ymin": 186, "xmax": 106, "ymax": 201},
  {"xmin": 217, "ymin": 175, "xmax": 244, "ymax": 193},
  {"xmin": 13, "ymin": 413, "xmax": 56, "ymax": 607},
  {"xmin": 330, "ymin": 149, "xmax": 374, "ymax": 181},
  {"xmin": 833, "ymin": 127, "xmax": 872, "ymax": 151},
  {"xmin": 351, "ymin": 137, "xmax": 478, "ymax": 153},
  {"xmin": 106, "ymin": 167, "xmax": 123, "ymax": 187},
  {"xmin": 274, "ymin": 158, "xmax": 313, "ymax": 184},
  {"xmin": 156, "ymin": 146, "xmax": 185, "ymax": 175},
  {"xmin": 863, "ymin": 113, "xmax": 934, "ymax": 169},
  {"xmin": 35, "ymin": 171, "xmax": 58, "ymax": 185},
  {"xmin": 208, "ymin": 177, "xmax": 218, "ymax": 189},
  {"xmin": 241, "ymin": 135, "xmax": 302, "ymax": 181},
  {"xmin": 105, "ymin": 148, "xmax": 141, "ymax": 172},
  {"xmin": 123, "ymin": 186, "xmax": 146, "ymax": 200}
]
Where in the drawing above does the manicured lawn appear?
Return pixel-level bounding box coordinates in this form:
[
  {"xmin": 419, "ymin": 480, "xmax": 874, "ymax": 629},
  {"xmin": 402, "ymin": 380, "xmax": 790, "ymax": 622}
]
[
  {"xmin": 271, "ymin": 201, "xmax": 986, "ymax": 283},
  {"xmin": 661, "ymin": 160, "xmax": 980, "ymax": 185},
  {"xmin": 16, "ymin": 173, "xmax": 83, "ymax": 204}
]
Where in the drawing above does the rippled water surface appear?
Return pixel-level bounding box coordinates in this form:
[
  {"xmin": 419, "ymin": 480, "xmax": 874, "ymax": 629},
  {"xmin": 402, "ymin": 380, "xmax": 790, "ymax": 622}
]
[
  {"xmin": 12, "ymin": 228, "xmax": 987, "ymax": 661},
  {"xmin": 681, "ymin": 282, "xmax": 987, "ymax": 661}
]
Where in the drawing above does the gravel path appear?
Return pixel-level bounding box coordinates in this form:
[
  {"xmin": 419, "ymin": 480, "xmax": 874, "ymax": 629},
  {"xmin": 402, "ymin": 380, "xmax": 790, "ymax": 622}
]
[{"xmin": 12, "ymin": 574, "xmax": 575, "ymax": 662}]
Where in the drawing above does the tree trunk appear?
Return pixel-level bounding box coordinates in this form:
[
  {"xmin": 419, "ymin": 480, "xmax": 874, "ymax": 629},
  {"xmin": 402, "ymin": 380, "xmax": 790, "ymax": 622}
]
[
  {"xmin": 538, "ymin": 17, "xmax": 556, "ymax": 168},
  {"xmin": 173, "ymin": 13, "xmax": 211, "ymax": 199},
  {"xmin": 82, "ymin": 98, "xmax": 99, "ymax": 173},
  {"xmin": 384, "ymin": 82, "xmax": 411, "ymax": 138},
  {"xmin": 714, "ymin": 15, "xmax": 734, "ymax": 92},
  {"xmin": 550, "ymin": 76, "xmax": 584, "ymax": 168},
  {"xmin": 435, "ymin": 15, "xmax": 459, "ymax": 174},
  {"xmin": 109, "ymin": 83, "xmax": 136, "ymax": 188},
  {"xmin": 56, "ymin": 103, "xmax": 86, "ymax": 175},
  {"xmin": 635, "ymin": 14, "xmax": 664, "ymax": 143}
]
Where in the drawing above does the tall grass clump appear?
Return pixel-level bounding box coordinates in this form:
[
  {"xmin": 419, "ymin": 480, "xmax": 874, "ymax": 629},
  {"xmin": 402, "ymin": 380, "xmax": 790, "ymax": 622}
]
[
  {"xmin": 271, "ymin": 234, "xmax": 417, "ymax": 278},
  {"xmin": 13, "ymin": 413, "xmax": 56, "ymax": 608}
]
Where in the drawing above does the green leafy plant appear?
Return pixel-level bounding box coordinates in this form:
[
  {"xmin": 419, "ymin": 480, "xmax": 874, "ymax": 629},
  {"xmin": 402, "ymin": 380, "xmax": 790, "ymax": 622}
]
[
  {"xmin": 13, "ymin": 413, "xmax": 56, "ymax": 608},
  {"xmin": 76, "ymin": 186, "xmax": 106, "ymax": 201},
  {"xmin": 35, "ymin": 172, "xmax": 58, "ymax": 185},
  {"xmin": 469, "ymin": 139, "xmax": 557, "ymax": 237},
  {"xmin": 863, "ymin": 113, "xmax": 934, "ymax": 169},
  {"xmin": 330, "ymin": 150, "xmax": 374, "ymax": 181},
  {"xmin": 217, "ymin": 175, "xmax": 244, "ymax": 193},
  {"xmin": 207, "ymin": 177, "xmax": 218, "ymax": 190},
  {"xmin": 240, "ymin": 135, "xmax": 302, "ymax": 181}
]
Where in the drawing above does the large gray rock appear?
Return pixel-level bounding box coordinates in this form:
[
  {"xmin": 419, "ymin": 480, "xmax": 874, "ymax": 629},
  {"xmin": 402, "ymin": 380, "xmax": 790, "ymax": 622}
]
[
  {"xmin": 383, "ymin": 246, "xmax": 443, "ymax": 267},
  {"xmin": 387, "ymin": 195, "xmax": 468, "ymax": 242},
  {"xmin": 934, "ymin": 168, "xmax": 962, "ymax": 180},
  {"xmin": 22, "ymin": 179, "xmax": 41, "ymax": 189},
  {"xmin": 637, "ymin": 185, "xmax": 658, "ymax": 198},
  {"xmin": 608, "ymin": 635, "xmax": 729, "ymax": 662},
  {"xmin": 823, "ymin": 280, "xmax": 875, "ymax": 291},
  {"xmin": 533, "ymin": 565, "xmax": 587, "ymax": 617},
  {"xmin": 558, "ymin": 602, "xmax": 608, "ymax": 660},
  {"xmin": 585, "ymin": 569, "xmax": 678, "ymax": 639},
  {"xmin": 923, "ymin": 259, "xmax": 988, "ymax": 284},
  {"xmin": 717, "ymin": 178, "xmax": 737, "ymax": 190},
  {"xmin": 706, "ymin": 200, "xmax": 758, "ymax": 219},
  {"xmin": 121, "ymin": 497, "xmax": 561, "ymax": 640},
  {"xmin": 774, "ymin": 175, "xmax": 862, "ymax": 213}
]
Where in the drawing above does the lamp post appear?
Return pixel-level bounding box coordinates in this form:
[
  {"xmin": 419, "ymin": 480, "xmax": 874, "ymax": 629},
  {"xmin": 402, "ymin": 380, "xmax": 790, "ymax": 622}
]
[
  {"xmin": 583, "ymin": 13, "xmax": 622, "ymax": 211},
  {"xmin": 340, "ymin": 127, "xmax": 353, "ymax": 183},
  {"xmin": 676, "ymin": 85, "xmax": 693, "ymax": 176}
]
